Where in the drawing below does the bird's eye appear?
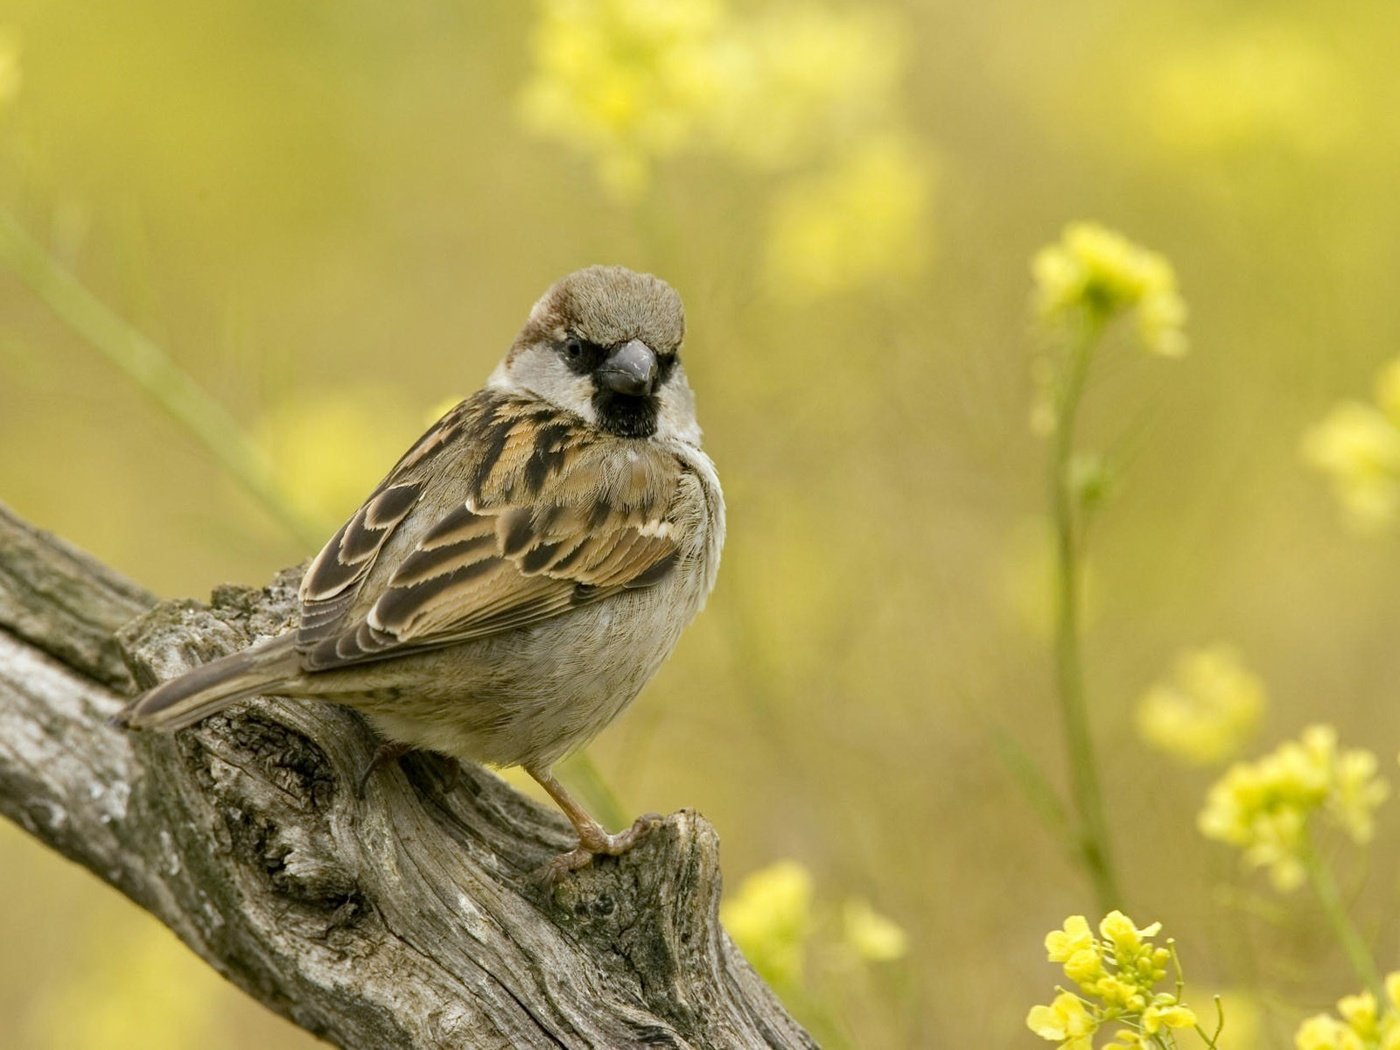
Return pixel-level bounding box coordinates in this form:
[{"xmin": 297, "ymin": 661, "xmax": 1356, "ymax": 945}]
[{"xmin": 562, "ymin": 335, "xmax": 584, "ymax": 360}]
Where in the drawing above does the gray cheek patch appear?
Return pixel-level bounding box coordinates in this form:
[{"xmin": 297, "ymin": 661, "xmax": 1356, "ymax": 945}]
[
  {"xmin": 490, "ymin": 347, "xmax": 598, "ymax": 425},
  {"xmin": 652, "ymin": 368, "xmax": 702, "ymax": 446}
]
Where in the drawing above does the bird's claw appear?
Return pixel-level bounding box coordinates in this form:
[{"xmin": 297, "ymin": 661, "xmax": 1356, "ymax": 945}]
[
  {"xmin": 533, "ymin": 812, "xmax": 664, "ymax": 887},
  {"xmin": 354, "ymin": 741, "xmax": 412, "ymax": 800}
]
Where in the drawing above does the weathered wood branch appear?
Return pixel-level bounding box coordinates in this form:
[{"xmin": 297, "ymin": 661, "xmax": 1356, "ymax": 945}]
[{"xmin": 0, "ymin": 503, "xmax": 814, "ymax": 1049}]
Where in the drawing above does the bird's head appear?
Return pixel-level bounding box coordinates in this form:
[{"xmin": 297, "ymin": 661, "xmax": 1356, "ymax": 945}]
[{"xmin": 495, "ymin": 266, "xmax": 698, "ymax": 443}]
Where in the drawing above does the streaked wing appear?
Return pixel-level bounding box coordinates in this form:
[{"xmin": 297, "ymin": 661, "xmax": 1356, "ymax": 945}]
[
  {"xmin": 296, "ymin": 398, "xmax": 475, "ymax": 648},
  {"xmin": 296, "ymin": 480, "xmax": 421, "ymax": 642},
  {"xmin": 296, "ymin": 392, "xmax": 684, "ymax": 671}
]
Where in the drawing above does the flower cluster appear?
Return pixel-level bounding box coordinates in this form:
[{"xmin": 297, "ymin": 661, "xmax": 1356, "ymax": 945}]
[
  {"xmin": 519, "ymin": 0, "xmax": 726, "ymax": 196},
  {"xmin": 722, "ymin": 859, "xmax": 908, "ymax": 992},
  {"xmin": 1302, "ymin": 358, "xmax": 1400, "ymax": 533},
  {"xmin": 520, "ymin": 0, "xmax": 932, "ymax": 297},
  {"xmin": 522, "ymin": 0, "xmax": 905, "ymax": 193},
  {"xmin": 721, "ymin": 860, "xmax": 815, "ymax": 988},
  {"xmin": 1032, "ymin": 222, "xmax": 1188, "ymax": 358},
  {"xmin": 1136, "ymin": 645, "xmax": 1266, "ymax": 766},
  {"xmin": 1198, "ymin": 725, "xmax": 1390, "ymax": 890},
  {"xmin": 1295, "ymin": 973, "xmax": 1400, "ymax": 1050},
  {"xmin": 1028, "ymin": 912, "xmax": 1199, "ymax": 1049}
]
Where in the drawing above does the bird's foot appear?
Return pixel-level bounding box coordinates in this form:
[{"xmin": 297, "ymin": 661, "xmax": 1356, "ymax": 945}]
[
  {"xmin": 535, "ymin": 812, "xmax": 663, "ymax": 886},
  {"xmin": 354, "ymin": 741, "xmax": 413, "ymax": 800}
]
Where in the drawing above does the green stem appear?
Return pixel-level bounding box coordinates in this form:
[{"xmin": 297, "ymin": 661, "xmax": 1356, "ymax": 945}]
[
  {"xmin": 1302, "ymin": 842, "xmax": 1383, "ymax": 1002},
  {"xmin": 1049, "ymin": 316, "xmax": 1121, "ymax": 912},
  {"xmin": 992, "ymin": 728, "xmax": 1072, "ymax": 838},
  {"xmin": 0, "ymin": 209, "xmax": 323, "ymax": 547},
  {"xmin": 1194, "ymin": 993, "xmax": 1225, "ymax": 1050}
]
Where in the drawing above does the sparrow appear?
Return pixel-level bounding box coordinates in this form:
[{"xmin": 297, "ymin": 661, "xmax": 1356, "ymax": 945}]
[{"xmin": 117, "ymin": 265, "xmax": 725, "ymax": 878}]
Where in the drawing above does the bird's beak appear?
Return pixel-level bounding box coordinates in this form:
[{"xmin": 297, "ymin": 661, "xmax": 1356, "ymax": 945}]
[{"xmin": 597, "ymin": 339, "xmax": 659, "ymax": 397}]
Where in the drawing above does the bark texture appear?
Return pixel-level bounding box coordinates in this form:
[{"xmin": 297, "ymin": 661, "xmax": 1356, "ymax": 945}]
[{"xmin": 0, "ymin": 503, "xmax": 814, "ymax": 1050}]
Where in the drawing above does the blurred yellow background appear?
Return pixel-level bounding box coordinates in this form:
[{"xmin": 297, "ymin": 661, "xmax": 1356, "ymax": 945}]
[{"xmin": 3, "ymin": 1, "xmax": 1400, "ymax": 1047}]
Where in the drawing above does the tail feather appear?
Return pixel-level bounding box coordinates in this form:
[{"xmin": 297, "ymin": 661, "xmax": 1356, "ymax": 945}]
[{"xmin": 117, "ymin": 635, "xmax": 300, "ymax": 731}]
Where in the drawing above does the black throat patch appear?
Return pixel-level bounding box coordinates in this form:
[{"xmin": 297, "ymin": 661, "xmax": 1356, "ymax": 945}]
[{"xmin": 592, "ymin": 390, "xmax": 658, "ymax": 438}]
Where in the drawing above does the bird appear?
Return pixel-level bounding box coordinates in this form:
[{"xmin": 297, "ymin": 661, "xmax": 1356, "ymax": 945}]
[{"xmin": 116, "ymin": 265, "xmax": 725, "ymax": 880}]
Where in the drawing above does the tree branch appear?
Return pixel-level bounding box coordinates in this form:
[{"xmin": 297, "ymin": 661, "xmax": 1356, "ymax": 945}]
[{"xmin": 0, "ymin": 502, "xmax": 814, "ymax": 1050}]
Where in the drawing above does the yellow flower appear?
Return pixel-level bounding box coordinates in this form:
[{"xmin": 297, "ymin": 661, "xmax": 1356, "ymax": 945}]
[
  {"xmin": 1294, "ymin": 975, "xmax": 1400, "ymax": 1050},
  {"xmin": 1098, "ymin": 910, "xmax": 1161, "ymax": 953},
  {"xmin": 764, "ymin": 134, "xmax": 934, "ymax": 298},
  {"xmin": 520, "ymin": 0, "xmax": 728, "ymax": 197},
  {"xmin": 1333, "ymin": 749, "xmax": 1390, "ymax": 843},
  {"xmin": 519, "ymin": 0, "xmax": 916, "ymax": 203},
  {"xmin": 1046, "ymin": 915, "xmax": 1095, "ymax": 962},
  {"xmin": 1027, "ymin": 992, "xmax": 1098, "ymax": 1045},
  {"xmin": 1032, "ymin": 911, "xmax": 1205, "ymax": 1045},
  {"xmin": 1199, "ymin": 726, "xmax": 1389, "ymax": 890},
  {"xmin": 841, "ymin": 897, "xmax": 908, "ymax": 962},
  {"xmin": 1093, "ymin": 974, "xmax": 1147, "ymax": 1011},
  {"xmin": 1105, "ymin": 1031, "xmax": 1146, "ymax": 1050},
  {"xmin": 1142, "ymin": 996, "xmax": 1197, "ymax": 1034},
  {"xmin": 1303, "ymin": 400, "xmax": 1400, "ymax": 533},
  {"xmin": 1336, "ymin": 991, "xmax": 1378, "ymax": 1038},
  {"xmin": 1303, "ymin": 355, "xmax": 1400, "ymax": 532},
  {"xmin": 1062, "ymin": 948, "xmax": 1104, "ymax": 988},
  {"xmin": 1295, "ymin": 1014, "xmax": 1361, "ymax": 1050},
  {"xmin": 721, "ymin": 860, "xmax": 814, "ymax": 988},
  {"xmin": 1387, "ymin": 972, "xmax": 1400, "ymax": 1011},
  {"xmin": 1031, "ymin": 222, "xmax": 1188, "ymax": 357},
  {"xmin": 1136, "ymin": 645, "xmax": 1266, "ymax": 765},
  {"xmin": 1293, "ymin": 1015, "xmax": 1335, "ymax": 1050}
]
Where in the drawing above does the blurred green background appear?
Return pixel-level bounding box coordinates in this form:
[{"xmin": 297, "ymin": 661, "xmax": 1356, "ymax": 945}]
[{"xmin": 3, "ymin": 1, "xmax": 1400, "ymax": 1047}]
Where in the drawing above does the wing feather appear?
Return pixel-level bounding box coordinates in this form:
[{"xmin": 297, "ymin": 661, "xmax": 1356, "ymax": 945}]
[{"xmin": 295, "ymin": 391, "xmax": 686, "ymax": 672}]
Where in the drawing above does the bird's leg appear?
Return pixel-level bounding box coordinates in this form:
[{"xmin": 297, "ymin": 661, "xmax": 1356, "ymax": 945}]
[
  {"xmin": 354, "ymin": 740, "xmax": 413, "ymax": 800},
  {"xmin": 525, "ymin": 765, "xmax": 661, "ymax": 881}
]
